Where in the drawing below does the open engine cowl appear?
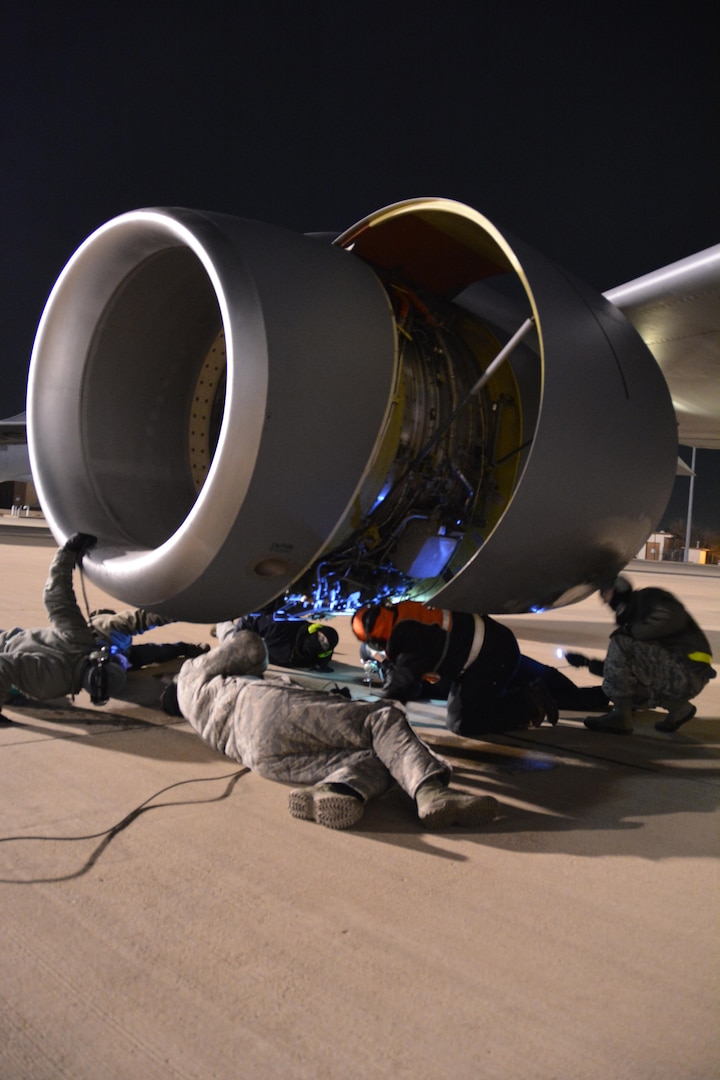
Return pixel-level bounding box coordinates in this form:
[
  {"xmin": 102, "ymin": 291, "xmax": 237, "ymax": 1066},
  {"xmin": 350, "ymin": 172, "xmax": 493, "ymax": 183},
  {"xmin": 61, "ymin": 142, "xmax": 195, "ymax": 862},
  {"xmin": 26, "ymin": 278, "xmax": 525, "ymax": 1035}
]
[{"xmin": 27, "ymin": 198, "xmax": 677, "ymax": 620}]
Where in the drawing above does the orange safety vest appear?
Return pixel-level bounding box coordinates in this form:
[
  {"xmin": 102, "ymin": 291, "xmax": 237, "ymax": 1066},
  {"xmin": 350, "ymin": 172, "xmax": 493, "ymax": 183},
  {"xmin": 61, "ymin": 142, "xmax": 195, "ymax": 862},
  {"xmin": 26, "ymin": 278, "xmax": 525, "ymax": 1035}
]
[{"xmin": 351, "ymin": 600, "xmax": 452, "ymax": 646}]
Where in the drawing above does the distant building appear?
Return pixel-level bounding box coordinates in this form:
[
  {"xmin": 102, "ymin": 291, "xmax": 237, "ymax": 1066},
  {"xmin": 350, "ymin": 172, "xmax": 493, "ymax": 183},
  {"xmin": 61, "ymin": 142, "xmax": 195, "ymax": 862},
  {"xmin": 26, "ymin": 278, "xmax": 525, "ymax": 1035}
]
[
  {"xmin": 637, "ymin": 531, "xmax": 673, "ymax": 560},
  {"xmin": 0, "ymin": 479, "xmax": 38, "ymax": 511}
]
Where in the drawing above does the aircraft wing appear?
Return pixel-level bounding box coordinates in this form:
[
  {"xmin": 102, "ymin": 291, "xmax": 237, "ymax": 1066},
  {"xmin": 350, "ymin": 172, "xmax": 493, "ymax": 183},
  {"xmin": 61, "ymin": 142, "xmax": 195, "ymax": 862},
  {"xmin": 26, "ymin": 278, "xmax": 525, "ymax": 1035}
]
[
  {"xmin": 0, "ymin": 412, "xmax": 27, "ymax": 446},
  {"xmin": 604, "ymin": 245, "xmax": 720, "ymax": 449},
  {"xmin": 0, "ymin": 413, "xmax": 32, "ymax": 482}
]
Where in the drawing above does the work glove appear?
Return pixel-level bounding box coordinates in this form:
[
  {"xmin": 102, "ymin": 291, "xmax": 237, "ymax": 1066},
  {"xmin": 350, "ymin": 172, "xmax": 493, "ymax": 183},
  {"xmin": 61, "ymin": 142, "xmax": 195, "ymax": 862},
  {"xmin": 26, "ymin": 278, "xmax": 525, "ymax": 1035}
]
[
  {"xmin": 63, "ymin": 533, "xmax": 97, "ymax": 559},
  {"xmin": 566, "ymin": 651, "xmax": 605, "ymax": 677}
]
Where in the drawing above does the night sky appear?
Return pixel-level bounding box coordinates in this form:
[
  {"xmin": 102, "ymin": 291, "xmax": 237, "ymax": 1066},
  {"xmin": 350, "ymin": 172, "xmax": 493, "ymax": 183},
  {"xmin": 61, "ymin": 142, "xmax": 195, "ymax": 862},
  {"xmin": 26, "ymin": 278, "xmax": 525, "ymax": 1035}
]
[{"xmin": 2, "ymin": 1, "xmax": 718, "ymax": 527}]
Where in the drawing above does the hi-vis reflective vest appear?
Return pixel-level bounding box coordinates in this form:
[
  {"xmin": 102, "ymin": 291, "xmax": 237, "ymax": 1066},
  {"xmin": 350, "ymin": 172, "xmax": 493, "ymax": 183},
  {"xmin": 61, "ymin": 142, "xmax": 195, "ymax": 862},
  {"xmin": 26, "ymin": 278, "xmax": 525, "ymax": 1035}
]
[{"xmin": 351, "ymin": 601, "xmax": 452, "ymax": 647}]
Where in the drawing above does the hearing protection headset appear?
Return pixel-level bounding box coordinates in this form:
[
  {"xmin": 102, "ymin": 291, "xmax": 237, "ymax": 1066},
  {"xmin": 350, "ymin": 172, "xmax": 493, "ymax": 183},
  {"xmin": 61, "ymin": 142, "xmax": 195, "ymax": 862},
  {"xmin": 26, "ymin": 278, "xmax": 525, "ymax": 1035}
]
[
  {"xmin": 307, "ymin": 623, "xmax": 334, "ymax": 659},
  {"xmin": 87, "ymin": 646, "xmax": 112, "ymax": 706}
]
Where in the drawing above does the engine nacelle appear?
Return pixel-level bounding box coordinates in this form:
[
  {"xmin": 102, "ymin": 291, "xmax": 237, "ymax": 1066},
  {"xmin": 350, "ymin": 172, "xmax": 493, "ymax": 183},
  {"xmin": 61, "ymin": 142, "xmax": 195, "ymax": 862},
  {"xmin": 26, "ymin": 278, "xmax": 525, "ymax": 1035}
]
[{"xmin": 27, "ymin": 198, "xmax": 677, "ymax": 620}]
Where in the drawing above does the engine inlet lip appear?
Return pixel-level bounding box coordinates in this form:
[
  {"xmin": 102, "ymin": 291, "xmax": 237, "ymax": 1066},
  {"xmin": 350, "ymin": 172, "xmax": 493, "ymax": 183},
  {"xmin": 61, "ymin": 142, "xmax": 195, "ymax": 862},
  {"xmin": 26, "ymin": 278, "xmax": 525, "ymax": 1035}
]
[{"xmin": 28, "ymin": 208, "xmax": 267, "ymax": 602}]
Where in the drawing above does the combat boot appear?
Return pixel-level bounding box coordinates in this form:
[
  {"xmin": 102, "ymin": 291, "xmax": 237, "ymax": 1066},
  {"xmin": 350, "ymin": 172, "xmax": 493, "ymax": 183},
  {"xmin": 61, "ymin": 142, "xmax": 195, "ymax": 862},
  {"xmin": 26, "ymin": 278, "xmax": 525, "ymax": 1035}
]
[
  {"xmin": 415, "ymin": 779, "xmax": 499, "ymax": 829},
  {"xmin": 654, "ymin": 700, "xmax": 696, "ymax": 733},
  {"xmin": 528, "ymin": 679, "xmax": 559, "ymax": 726},
  {"xmin": 584, "ymin": 701, "xmax": 633, "ymax": 734},
  {"xmin": 288, "ymin": 783, "xmax": 365, "ymax": 829}
]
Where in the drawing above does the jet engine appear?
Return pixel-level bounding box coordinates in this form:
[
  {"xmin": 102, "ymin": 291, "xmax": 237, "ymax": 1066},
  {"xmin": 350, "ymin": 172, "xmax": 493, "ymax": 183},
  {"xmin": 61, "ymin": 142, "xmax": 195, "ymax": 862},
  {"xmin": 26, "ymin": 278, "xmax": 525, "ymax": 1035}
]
[{"xmin": 27, "ymin": 198, "xmax": 677, "ymax": 621}]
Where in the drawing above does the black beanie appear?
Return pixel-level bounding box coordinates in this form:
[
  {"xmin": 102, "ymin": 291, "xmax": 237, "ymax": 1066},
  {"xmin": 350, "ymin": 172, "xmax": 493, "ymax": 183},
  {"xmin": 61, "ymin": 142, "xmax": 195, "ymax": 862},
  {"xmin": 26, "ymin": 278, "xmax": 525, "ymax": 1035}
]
[
  {"xmin": 607, "ymin": 575, "xmax": 633, "ymax": 610},
  {"xmin": 295, "ymin": 624, "xmax": 339, "ymax": 660}
]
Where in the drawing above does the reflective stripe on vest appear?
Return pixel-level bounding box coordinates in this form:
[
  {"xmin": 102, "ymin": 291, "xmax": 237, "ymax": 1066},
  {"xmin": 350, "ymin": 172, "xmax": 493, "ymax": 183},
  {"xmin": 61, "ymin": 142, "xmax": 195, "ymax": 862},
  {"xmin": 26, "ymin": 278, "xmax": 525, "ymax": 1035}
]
[
  {"xmin": 458, "ymin": 614, "xmax": 485, "ymax": 675},
  {"xmin": 688, "ymin": 651, "xmax": 712, "ymax": 664}
]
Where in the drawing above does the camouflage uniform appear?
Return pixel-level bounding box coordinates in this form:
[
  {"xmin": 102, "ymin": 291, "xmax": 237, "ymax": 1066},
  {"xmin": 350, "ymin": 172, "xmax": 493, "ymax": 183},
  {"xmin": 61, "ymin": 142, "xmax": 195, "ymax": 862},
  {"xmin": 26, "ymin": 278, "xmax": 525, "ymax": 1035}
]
[
  {"xmin": 0, "ymin": 548, "xmax": 95, "ymax": 704},
  {"xmin": 603, "ymin": 632, "xmax": 712, "ymax": 708},
  {"xmin": 90, "ymin": 607, "xmax": 173, "ymax": 649},
  {"xmin": 602, "ymin": 586, "xmax": 715, "ymax": 708},
  {"xmin": 89, "ymin": 607, "xmax": 188, "ymax": 668},
  {"xmin": 177, "ymin": 635, "xmax": 451, "ymax": 801}
]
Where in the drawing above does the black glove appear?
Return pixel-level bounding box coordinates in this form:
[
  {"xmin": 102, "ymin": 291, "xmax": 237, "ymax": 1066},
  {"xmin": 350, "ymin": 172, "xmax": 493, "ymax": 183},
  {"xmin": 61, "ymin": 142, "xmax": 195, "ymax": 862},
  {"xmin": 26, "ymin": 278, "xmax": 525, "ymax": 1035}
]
[
  {"xmin": 63, "ymin": 533, "xmax": 97, "ymax": 558},
  {"xmin": 565, "ymin": 652, "xmax": 590, "ymax": 668},
  {"xmin": 588, "ymin": 659, "xmax": 605, "ymax": 677}
]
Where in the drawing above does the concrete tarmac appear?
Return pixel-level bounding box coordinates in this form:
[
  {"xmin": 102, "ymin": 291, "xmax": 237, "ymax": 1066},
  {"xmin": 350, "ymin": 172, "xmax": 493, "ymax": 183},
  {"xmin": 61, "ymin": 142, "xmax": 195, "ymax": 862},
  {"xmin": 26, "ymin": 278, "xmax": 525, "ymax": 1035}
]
[{"xmin": 1, "ymin": 531, "xmax": 718, "ymax": 1079}]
